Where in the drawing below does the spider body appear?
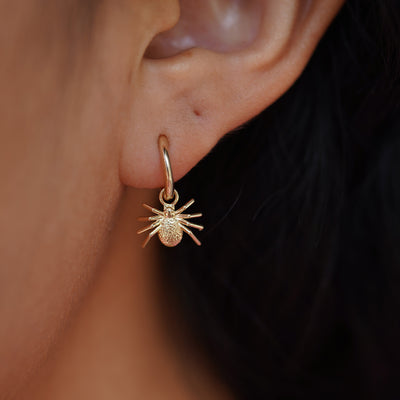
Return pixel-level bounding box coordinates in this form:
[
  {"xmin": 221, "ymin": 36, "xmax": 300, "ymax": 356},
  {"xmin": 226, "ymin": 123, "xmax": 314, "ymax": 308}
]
[
  {"xmin": 158, "ymin": 214, "xmax": 183, "ymax": 247},
  {"xmin": 138, "ymin": 189, "xmax": 203, "ymax": 248}
]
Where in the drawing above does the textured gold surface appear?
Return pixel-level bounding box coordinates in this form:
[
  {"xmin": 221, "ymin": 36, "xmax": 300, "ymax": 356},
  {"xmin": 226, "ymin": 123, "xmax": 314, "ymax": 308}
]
[{"xmin": 159, "ymin": 219, "xmax": 183, "ymax": 247}]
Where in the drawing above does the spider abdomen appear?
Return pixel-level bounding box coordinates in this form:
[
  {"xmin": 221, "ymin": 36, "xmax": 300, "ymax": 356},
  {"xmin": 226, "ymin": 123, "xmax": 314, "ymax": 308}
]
[{"xmin": 158, "ymin": 217, "xmax": 183, "ymax": 247}]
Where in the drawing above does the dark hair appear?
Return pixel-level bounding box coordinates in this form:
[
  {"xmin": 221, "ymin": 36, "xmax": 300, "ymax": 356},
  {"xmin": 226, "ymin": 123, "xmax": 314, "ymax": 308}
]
[{"xmin": 161, "ymin": 1, "xmax": 400, "ymax": 399}]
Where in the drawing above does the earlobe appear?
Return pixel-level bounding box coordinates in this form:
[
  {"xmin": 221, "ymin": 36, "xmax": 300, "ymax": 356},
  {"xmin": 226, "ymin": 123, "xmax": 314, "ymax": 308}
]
[{"xmin": 119, "ymin": 0, "xmax": 345, "ymax": 190}]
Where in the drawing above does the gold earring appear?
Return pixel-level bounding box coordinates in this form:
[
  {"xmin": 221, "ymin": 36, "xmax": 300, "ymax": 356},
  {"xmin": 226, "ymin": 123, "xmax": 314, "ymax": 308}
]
[{"xmin": 137, "ymin": 135, "xmax": 204, "ymax": 248}]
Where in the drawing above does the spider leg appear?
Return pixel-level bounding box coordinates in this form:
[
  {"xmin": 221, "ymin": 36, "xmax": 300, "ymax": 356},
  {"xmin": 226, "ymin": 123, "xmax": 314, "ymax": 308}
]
[
  {"xmin": 177, "ymin": 213, "xmax": 202, "ymax": 219},
  {"xmin": 142, "ymin": 225, "xmax": 161, "ymax": 248},
  {"xmin": 137, "ymin": 215, "xmax": 160, "ymax": 222},
  {"xmin": 174, "ymin": 199, "xmax": 195, "ymax": 215},
  {"xmin": 180, "ymin": 224, "xmax": 202, "ymax": 246},
  {"xmin": 178, "ymin": 219, "xmax": 204, "ymax": 231},
  {"xmin": 142, "ymin": 203, "xmax": 163, "ymax": 216},
  {"xmin": 137, "ymin": 220, "xmax": 161, "ymax": 235}
]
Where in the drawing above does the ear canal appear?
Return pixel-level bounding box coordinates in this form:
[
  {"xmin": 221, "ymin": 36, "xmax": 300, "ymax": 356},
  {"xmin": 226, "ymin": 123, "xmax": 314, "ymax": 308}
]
[{"xmin": 145, "ymin": 0, "xmax": 263, "ymax": 59}]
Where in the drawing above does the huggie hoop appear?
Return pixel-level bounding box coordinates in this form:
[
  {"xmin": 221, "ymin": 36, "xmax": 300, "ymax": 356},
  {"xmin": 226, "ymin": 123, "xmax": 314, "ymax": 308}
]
[{"xmin": 158, "ymin": 135, "xmax": 174, "ymax": 201}]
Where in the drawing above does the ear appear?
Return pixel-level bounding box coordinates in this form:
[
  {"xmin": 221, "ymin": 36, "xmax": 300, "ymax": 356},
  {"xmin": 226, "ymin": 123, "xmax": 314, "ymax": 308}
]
[{"xmin": 120, "ymin": 0, "xmax": 344, "ymax": 188}]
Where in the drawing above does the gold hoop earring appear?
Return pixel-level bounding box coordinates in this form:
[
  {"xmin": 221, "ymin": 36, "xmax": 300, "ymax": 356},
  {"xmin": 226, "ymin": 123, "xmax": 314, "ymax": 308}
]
[{"xmin": 137, "ymin": 135, "xmax": 203, "ymax": 248}]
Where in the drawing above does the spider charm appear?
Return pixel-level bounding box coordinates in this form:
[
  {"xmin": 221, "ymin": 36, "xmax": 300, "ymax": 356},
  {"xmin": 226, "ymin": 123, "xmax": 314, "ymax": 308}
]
[{"xmin": 138, "ymin": 189, "xmax": 203, "ymax": 248}]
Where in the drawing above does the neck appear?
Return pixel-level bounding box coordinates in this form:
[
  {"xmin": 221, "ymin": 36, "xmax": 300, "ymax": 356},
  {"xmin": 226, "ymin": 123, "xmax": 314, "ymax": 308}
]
[{"xmin": 24, "ymin": 187, "xmax": 231, "ymax": 400}]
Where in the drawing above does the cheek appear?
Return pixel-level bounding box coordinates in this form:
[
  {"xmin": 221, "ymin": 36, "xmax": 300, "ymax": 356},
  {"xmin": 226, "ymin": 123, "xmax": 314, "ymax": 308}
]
[
  {"xmin": 0, "ymin": 123, "xmax": 123, "ymax": 395},
  {"xmin": 0, "ymin": 43, "xmax": 124, "ymax": 400},
  {"xmin": 0, "ymin": 0, "xmax": 145, "ymax": 395}
]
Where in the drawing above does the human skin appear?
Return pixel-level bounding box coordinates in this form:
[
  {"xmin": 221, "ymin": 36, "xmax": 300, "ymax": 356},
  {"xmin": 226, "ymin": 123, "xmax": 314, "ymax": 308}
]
[{"xmin": 0, "ymin": 0, "xmax": 344, "ymax": 398}]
